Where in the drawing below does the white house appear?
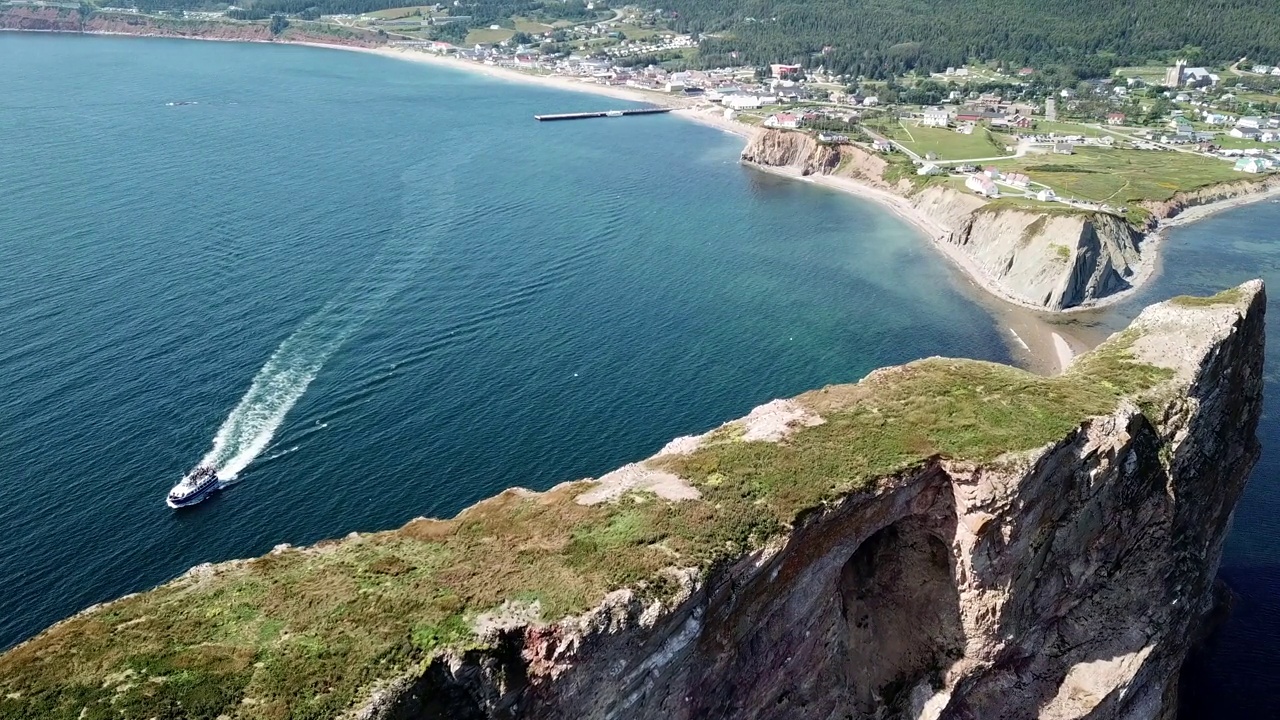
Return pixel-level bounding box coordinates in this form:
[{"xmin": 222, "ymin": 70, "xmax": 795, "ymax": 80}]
[
  {"xmin": 1234, "ymin": 157, "xmax": 1266, "ymax": 173},
  {"xmin": 921, "ymin": 107, "xmax": 950, "ymax": 127},
  {"xmin": 764, "ymin": 112, "xmax": 801, "ymax": 129},
  {"xmin": 1036, "ymin": 188, "xmax": 1057, "ymax": 202},
  {"xmin": 726, "ymin": 95, "xmax": 763, "ymax": 110},
  {"xmin": 862, "ymin": 96, "xmax": 880, "ymax": 107},
  {"xmin": 872, "ymin": 139, "xmax": 894, "ymax": 153},
  {"xmin": 1004, "ymin": 172, "xmax": 1031, "ymax": 189},
  {"xmin": 966, "ymin": 174, "xmax": 1000, "ymax": 197},
  {"xmin": 1230, "ymin": 127, "xmax": 1261, "ymax": 140},
  {"xmin": 917, "ymin": 163, "xmax": 944, "ymax": 176},
  {"xmin": 1238, "ymin": 117, "xmax": 1264, "ymax": 129}
]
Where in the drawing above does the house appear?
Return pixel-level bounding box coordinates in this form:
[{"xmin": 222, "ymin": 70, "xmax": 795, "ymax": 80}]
[
  {"xmin": 1234, "ymin": 157, "xmax": 1267, "ymax": 173},
  {"xmin": 862, "ymin": 96, "xmax": 880, "ymax": 107},
  {"xmin": 1230, "ymin": 127, "xmax": 1261, "ymax": 140},
  {"xmin": 1203, "ymin": 112, "xmax": 1233, "ymax": 126},
  {"xmin": 966, "ymin": 174, "xmax": 1000, "ymax": 197},
  {"xmin": 769, "ymin": 63, "xmax": 802, "ymax": 78},
  {"xmin": 725, "ymin": 95, "xmax": 764, "ymax": 110},
  {"xmin": 1238, "ymin": 117, "xmax": 1264, "ymax": 129},
  {"xmin": 763, "ymin": 112, "xmax": 800, "ymax": 129},
  {"xmin": 956, "ymin": 111, "xmax": 983, "ymax": 124},
  {"xmin": 1261, "ymin": 131, "xmax": 1280, "ymax": 143},
  {"xmin": 1183, "ymin": 67, "xmax": 1219, "ymax": 87},
  {"xmin": 1036, "ymin": 188, "xmax": 1057, "ymax": 202},
  {"xmin": 1169, "ymin": 119, "xmax": 1194, "ymax": 135},
  {"xmin": 1004, "ymin": 172, "xmax": 1031, "ymax": 188},
  {"xmin": 1253, "ymin": 65, "xmax": 1272, "ymax": 74},
  {"xmin": 1053, "ymin": 142, "xmax": 1074, "ymax": 155},
  {"xmin": 1106, "ymin": 112, "xmax": 1127, "ymax": 126},
  {"xmin": 872, "ymin": 139, "xmax": 894, "ymax": 153},
  {"xmin": 1006, "ymin": 114, "xmax": 1033, "ymax": 129},
  {"xmin": 921, "ymin": 107, "xmax": 951, "ymax": 127},
  {"xmin": 917, "ymin": 163, "xmax": 944, "ymax": 176},
  {"xmin": 1017, "ymin": 67, "xmax": 1035, "ymax": 77},
  {"xmin": 924, "ymin": 151, "xmax": 939, "ymax": 161},
  {"xmin": 983, "ymin": 166, "xmax": 1002, "ymax": 179}
]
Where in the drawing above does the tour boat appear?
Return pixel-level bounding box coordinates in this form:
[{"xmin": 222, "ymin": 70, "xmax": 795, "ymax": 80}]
[{"xmin": 166, "ymin": 465, "xmax": 220, "ymax": 508}]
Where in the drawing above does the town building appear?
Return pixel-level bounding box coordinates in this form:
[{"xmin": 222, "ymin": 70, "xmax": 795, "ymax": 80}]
[
  {"xmin": 966, "ymin": 174, "xmax": 1000, "ymax": 197},
  {"xmin": 921, "ymin": 107, "xmax": 951, "ymax": 127},
  {"xmin": 1106, "ymin": 112, "xmax": 1127, "ymax": 126}
]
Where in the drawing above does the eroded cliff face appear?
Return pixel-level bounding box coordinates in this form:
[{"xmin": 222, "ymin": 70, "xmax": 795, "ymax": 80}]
[
  {"xmin": 0, "ymin": 284, "xmax": 1263, "ymax": 720},
  {"xmin": 1142, "ymin": 175, "xmax": 1280, "ymax": 221},
  {"xmin": 948, "ymin": 207, "xmax": 1143, "ymax": 310},
  {"xmin": 380, "ymin": 284, "xmax": 1262, "ymax": 720},
  {"xmin": 740, "ymin": 129, "xmax": 1145, "ymax": 311}
]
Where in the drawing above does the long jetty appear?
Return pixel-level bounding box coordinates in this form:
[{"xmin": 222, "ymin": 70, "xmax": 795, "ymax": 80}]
[{"xmin": 534, "ymin": 108, "xmax": 673, "ymax": 121}]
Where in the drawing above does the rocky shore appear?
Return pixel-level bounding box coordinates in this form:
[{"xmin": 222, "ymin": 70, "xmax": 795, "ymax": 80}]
[{"xmin": 736, "ymin": 127, "xmax": 1280, "ymax": 315}]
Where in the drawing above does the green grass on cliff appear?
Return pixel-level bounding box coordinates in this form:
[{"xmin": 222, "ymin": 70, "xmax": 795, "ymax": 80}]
[
  {"xmin": 0, "ymin": 325, "xmax": 1179, "ymax": 720},
  {"xmin": 996, "ymin": 147, "xmax": 1245, "ymax": 204}
]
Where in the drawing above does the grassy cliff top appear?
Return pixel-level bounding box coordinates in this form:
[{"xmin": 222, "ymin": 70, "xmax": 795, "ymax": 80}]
[{"xmin": 0, "ymin": 286, "xmax": 1260, "ymax": 720}]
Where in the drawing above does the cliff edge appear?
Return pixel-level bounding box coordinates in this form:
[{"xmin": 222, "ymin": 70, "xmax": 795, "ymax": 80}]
[
  {"xmin": 741, "ymin": 129, "xmax": 1146, "ymax": 311},
  {"xmin": 0, "ymin": 283, "xmax": 1265, "ymax": 720}
]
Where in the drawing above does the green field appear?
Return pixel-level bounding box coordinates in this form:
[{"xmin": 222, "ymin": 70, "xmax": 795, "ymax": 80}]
[
  {"xmin": 465, "ymin": 26, "xmax": 516, "ymax": 44},
  {"xmin": 1212, "ymin": 134, "xmax": 1280, "ymax": 151},
  {"xmin": 997, "ymin": 147, "xmax": 1247, "ymax": 204},
  {"xmin": 513, "ymin": 17, "xmax": 554, "ymax": 33},
  {"xmin": 613, "ymin": 22, "xmax": 659, "ymax": 40},
  {"xmin": 365, "ymin": 5, "xmax": 438, "ymax": 19},
  {"xmin": 1113, "ymin": 64, "xmax": 1169, "ymax": 83},
  {"xmin": 1029, "ymin": 120, "xmax": 1105, "ymax": 138},
  {"xmin": 871, "ymin": 121, "xmax": 1005, "ymax": 160}
]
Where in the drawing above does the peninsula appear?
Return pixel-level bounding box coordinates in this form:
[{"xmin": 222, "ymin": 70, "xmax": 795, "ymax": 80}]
[{"xmin": 0, "ymin": 281, "xmax": 1265, "ymax": 718}]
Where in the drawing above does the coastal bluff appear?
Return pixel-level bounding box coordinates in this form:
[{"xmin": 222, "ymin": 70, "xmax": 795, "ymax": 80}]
[
  {"xmin": 740, "ymin": 129, "xmax": 1146, "ymax": 312},
  {"xmin": 0, "ymin": 283, "xmax": 1265, "ymax": 720}
]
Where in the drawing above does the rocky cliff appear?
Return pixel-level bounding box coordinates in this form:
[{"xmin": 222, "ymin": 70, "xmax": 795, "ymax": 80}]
[
  {"xmin": 0, "ymin": 283, "xmax": 1264, "ymax": 720},
  {"xmin": 740, "ymin": 129, "xmax": 1146, "ymax": 311}
]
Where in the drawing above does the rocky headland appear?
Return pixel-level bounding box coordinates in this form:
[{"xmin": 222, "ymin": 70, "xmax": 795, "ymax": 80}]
[
  {"xmin": 740, "ymin": 128, "xmax": 1280, "ymax": 312},
  {"xmin": 0, "ymin": 281, "xmax": 1264, "ymax": 719}
]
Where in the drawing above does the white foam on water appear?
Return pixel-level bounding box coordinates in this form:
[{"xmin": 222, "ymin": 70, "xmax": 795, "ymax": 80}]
[{"xmin": 191, "ymin": 153, "xmax": 459, "ymax": 485}]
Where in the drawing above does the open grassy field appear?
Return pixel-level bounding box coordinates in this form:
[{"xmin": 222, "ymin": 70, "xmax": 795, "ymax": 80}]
[
  {"xmin": 1113, "ymin": 64, "xmax": 1169, "ymax": 83},
  {"xmin": 1029, "ymin": 120, "xmax": 1104, "ymax": 138},
  {"xmin": 997, "ymin": 147, "xmax": 1246, "ymax": 204},
  {"xmin": 1212, "ymin": 135, "xmax": 1280, "ymax": 151},
  {"xmin": 871, "ymin": 120, "xmax": 1005, "ymax": 160},
  {"xmin": 513, "ymin": 17, "xmax": 554, "ymax": 33},
  {"xmin": 613, "ymin": 22, "xmax": 659, "ymax": 40},
  {"xmin": 465, "ymin": 26, "xmax": 516, "ymax": 44},
  {"xmin": 365, "ymin": 5, "xmax": 438, "ymax": 19}
]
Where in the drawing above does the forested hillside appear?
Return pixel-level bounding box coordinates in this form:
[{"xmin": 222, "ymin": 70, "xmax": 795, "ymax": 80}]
[{"xmin": 642, "ymin": 0, "xmax": 1280, "ymax": 78}]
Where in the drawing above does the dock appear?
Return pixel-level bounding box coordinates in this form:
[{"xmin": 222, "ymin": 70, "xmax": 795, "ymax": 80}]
[{"xmin": 534, "ymin": 108, "xmax": 673, "ymax": 121}]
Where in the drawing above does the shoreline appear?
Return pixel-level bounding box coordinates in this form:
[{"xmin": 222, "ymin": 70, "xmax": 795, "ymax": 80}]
[{"xmin": 8, "ymin": 29, "xmax": 1276, "ymax": 372}]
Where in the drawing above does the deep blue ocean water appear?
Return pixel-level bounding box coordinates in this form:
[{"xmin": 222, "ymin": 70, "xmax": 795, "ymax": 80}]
[
  {"xmin": 0, "ymin": 35, "xmax": 1009, "ymax": 647},
  {"xmin": 0, "ymin": 32, "xmax": 1276, "ymax": 714},
  {"xmin": 1103, "ymin": 202, "xmax": 1280, "ymax": 717}
]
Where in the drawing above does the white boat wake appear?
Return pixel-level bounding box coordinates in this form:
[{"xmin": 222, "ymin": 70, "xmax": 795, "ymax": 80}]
[{"xmin": 192, "ymin": 157, "xmax": 458, "ymax": 484}]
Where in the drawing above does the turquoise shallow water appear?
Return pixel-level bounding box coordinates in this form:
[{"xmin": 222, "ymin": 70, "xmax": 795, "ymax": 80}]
[
  {"xmin": 4, "ymin": 33, "xmax": 1278, "ymax": 713},
  {"xmin": 0, "ymin": 34, "xmax": 1009, "ymax": 650}
]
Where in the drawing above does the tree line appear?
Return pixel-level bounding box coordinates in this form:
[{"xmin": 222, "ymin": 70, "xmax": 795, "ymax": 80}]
[{"xmin": 635, "ymin": 0, "xmax": 1280, "ymax": 79}]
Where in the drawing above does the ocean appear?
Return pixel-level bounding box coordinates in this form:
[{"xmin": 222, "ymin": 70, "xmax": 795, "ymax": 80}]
[{"xmin": 0, "ymin": 32, "xmax": 1274, "ymax": 714}]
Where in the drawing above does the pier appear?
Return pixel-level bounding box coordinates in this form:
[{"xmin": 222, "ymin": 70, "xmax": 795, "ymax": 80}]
[{"xmin": 534, "ymin": 108, "xmax": 673, "ymax": 121}]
